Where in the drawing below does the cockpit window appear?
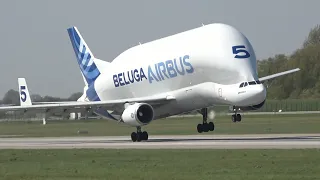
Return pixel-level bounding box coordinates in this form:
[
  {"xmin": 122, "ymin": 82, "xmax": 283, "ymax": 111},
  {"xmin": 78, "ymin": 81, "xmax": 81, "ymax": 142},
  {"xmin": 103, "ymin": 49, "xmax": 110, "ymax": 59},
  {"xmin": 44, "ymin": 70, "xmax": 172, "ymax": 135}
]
[{"xmin": 240, "ymin": 80, "xmax": 262, "ymax": 88}]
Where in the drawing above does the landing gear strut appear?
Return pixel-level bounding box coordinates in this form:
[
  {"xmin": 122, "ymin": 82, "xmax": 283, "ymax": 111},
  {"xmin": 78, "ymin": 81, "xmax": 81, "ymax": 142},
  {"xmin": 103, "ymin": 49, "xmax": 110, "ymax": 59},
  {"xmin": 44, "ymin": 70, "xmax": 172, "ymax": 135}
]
[
  {"xmin": 131, "ymin": 126, "xmax": 148, "ymax": 142},
  {"xmin": 231, "ymin": 106, "xmax": 242, "ymax": 122},
  {"xmin": 197, "ymin": 108, "xmax": 214, "ymax": 133}
]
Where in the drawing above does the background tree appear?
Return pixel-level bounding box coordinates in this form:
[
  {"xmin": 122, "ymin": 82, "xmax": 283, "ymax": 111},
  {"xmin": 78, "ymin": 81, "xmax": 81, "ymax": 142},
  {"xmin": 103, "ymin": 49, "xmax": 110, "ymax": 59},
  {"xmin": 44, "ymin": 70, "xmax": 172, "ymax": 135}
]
[
  {"xmin": 68, "ymin": 92, "xmax": 83, "ymax": 101},
  {"xmin": 2, "ymin": 89, "xmax": 19, "ymax": 105},
  {"xmin": 303, "ymin": 25, "xmax": 320, "ymax": 48},
  {"xmin": 258, "ymin": 24, "xmax": 320, "ymax": 99}
]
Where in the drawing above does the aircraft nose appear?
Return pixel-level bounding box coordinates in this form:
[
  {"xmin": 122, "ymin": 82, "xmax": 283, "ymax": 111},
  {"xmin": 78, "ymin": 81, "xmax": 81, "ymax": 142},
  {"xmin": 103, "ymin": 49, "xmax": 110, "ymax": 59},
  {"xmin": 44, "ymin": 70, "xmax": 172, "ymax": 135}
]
[{"xmin": 253, "ymin": 84, "xmax": 266, "ymax": 103}]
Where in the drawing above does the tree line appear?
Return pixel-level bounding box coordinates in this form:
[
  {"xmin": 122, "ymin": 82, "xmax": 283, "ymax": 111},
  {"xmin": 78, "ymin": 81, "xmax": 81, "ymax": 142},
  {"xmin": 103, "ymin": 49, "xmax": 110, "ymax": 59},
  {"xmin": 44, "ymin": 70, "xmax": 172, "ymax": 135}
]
[
  {"xmin": 1, "ymin": 24, "xmax": 320, "ymax": 103},
  {"xmin": 258, "ymin": 25, "xmax": 320, "ymax": 99}
]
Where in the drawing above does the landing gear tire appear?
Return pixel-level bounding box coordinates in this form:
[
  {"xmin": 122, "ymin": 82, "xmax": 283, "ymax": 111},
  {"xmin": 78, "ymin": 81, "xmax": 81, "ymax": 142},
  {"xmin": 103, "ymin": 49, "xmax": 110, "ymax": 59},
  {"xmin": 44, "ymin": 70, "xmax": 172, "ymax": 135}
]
[
  {"xmin": 203, "ymin": 123, "xmax": 209, "ymax": 132},
  {"xmin": 131, "ymin": 127, "xmax": 148, "ymax": 142},
  {"xmin": 236, "ymin": 114, "xmax": 242, "ymax": 122},
  {"xmin": 131, "ymin": 132, "xmax": 137, "ymax": 142},
  {"xmin": 197, "ymin": 108, "xmax": 215, "ymax": 133},
  {"xmin": 231, "ymin": 106, "xmax": 242, "ymax": 123},
  {"xmin": 137, "ymin": 133, "xmax": 142, "ymax": 142},
  {"xmin": 197, "ymin": 124, "xmax": 203, "ymax": 133},
  {"xmin": 142, "ymin": 131, "xmax": 148, "ymax": 141},
  {"xmin": 232, "ymin": 114, "xmax": 242, "ymax": 122},
  {"xmin": 232, "ymin": 115, "xmax": 237, "ymax": 122},
  {"xmin": 208, "ymin": 122, "xmax": 214, "ymax": 131}
]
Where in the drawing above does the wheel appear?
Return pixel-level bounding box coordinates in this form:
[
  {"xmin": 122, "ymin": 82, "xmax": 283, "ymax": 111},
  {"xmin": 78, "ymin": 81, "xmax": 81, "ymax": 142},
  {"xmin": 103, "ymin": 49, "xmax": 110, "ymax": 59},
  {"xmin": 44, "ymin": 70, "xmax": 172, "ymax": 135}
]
[
  {"xmin": 231, "ymin": 115, "xmax": 237, "ymax": 122},
  {"xmin": 203, "ymin": 123, "xmax": 209, "ymax": 132},
  {"xmin": 142, "ymin": 131, "xmax": 148, "ymax": 140},
  {"xmin": 137, "ymin": 132, "xmax": 142, "ymax": 142},
  {"xmin": 236, "ymin": 114, "xmax": 242, "ymax": 122},
  {"xmin": 131, "ymin": 132, "xmax": 137, "ymax": 142},
  {"xmin": 197, "ymin": 124, "xmax": 203, "ymax": 133},
  {"xmin": 208, "ymin": 122, "xmax": 214, "ymax": 131}
]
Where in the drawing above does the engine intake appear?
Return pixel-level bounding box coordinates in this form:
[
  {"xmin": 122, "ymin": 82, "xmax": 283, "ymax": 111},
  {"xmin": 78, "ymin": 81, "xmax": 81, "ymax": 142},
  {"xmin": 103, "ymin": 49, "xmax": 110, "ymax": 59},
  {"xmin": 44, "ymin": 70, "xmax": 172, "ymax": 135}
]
[{"xmin": 121, "ymin": 103, "xmax": 154, "ymax": 126}]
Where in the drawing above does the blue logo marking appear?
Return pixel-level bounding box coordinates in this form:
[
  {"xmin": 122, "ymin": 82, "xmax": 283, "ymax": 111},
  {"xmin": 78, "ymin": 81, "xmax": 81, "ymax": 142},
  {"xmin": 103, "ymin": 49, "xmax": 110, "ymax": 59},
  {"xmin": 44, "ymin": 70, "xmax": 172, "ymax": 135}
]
[
  {"xmin": 67, "ymin": 27, "xmax": 100, "ymax": 84},
  {"xmin": 20, "ymin": 86, "xmax": 27, "ymax": 102},
  {"xmin": 113, "ymin": 55, "xmax": 194, "ymax": 87},
  {"xmin": 148, "ymin": 55, "xmax": 193, "ymax": 83},
  {"xmin": 113, "ymin": 68, "xmax": 147, "ymax": 87},
  {"xmin": 232, "ymin": 45, "xmax": 250, "ymax": 59}
]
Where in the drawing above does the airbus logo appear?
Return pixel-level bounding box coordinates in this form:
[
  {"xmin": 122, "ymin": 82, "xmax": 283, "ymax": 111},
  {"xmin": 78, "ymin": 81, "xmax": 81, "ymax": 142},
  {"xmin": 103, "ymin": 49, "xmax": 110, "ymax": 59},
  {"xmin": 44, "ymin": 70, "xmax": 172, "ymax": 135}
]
[{"xmin": 113, "ymin": 55, "xmax": 194, "ymax": 87}]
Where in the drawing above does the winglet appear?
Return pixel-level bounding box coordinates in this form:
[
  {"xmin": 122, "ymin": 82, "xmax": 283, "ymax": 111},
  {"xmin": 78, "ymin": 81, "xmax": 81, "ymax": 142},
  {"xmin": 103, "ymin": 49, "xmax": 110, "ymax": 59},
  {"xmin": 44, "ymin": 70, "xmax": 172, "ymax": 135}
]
[{"xmin": 18, "ymin": 78, "xmax": 32, "ymax": 106}]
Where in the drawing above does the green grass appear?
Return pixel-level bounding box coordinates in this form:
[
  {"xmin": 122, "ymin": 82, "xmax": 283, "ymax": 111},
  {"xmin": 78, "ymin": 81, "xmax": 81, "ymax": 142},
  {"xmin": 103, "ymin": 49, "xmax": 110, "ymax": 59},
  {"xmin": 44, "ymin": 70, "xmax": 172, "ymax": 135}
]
[
  {"xmin": 0, "ymin": 114, "xmax": 320, "ymax": 137},
  {"xmin": 0, "ymin": 114, "xmax": 319, "ymax": 137},
  {"xmin": 0, "ymin": 149, "xmax": 319, "ymax": 180}
]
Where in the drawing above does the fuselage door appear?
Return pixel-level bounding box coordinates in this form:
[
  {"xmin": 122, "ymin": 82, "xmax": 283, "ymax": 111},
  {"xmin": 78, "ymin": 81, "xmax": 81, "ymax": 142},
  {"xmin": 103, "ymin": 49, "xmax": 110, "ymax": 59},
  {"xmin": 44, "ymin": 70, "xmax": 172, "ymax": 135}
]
[{"xmin": 218, "ymin": 88, "xmax": 222, "ymax": 97}]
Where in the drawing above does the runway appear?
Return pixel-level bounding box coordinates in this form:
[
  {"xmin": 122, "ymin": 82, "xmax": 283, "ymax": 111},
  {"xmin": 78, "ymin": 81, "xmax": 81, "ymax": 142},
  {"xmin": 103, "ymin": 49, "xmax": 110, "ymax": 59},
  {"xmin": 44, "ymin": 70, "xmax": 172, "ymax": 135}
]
[{"xmin": 0, "ymin": 134, "xmax": 319, "ymax": 149}]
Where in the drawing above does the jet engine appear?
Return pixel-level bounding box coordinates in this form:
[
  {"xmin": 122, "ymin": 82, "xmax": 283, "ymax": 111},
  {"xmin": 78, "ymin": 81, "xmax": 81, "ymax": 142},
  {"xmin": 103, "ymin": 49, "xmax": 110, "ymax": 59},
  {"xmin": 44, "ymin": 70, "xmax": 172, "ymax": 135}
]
[{"xmin": 121, "ymin": 103, "xmax": 154, "ymax": 126}]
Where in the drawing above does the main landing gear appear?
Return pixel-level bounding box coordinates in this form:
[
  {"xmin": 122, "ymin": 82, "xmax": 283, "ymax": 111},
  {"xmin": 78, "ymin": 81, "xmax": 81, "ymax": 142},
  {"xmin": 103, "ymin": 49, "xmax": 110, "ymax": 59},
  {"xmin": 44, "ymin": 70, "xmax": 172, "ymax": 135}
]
[
  {"xmin": 197, "ymin": 108, "xmax": 215, "ymax": 133},
  {"xmin": 231, "ymin": 106, "xmax": 242, "ymax": 122},
  {"xmin": 131, "ymin": 126, "xmax": 148, "ymax": 142}
]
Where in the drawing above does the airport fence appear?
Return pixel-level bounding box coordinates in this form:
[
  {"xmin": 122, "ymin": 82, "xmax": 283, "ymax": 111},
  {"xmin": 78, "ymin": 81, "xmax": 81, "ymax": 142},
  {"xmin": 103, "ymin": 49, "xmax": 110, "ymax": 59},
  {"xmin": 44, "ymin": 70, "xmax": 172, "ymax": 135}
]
[{"xmin": 257, "ymin": 99, "xmax": 320, "ymax": 112}]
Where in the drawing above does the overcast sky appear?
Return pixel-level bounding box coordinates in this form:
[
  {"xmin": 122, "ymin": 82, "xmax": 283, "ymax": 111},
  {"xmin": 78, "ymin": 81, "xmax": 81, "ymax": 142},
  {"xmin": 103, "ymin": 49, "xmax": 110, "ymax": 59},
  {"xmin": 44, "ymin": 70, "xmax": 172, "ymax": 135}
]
[{"xmin": 0, "ymin": 0, "xmax": 319, "ymax": 98}]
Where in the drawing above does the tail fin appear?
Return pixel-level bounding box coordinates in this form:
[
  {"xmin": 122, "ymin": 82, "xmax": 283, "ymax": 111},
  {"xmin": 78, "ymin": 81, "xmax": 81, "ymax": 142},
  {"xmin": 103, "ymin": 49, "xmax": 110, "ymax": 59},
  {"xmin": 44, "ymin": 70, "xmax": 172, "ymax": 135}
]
[
  {"xmin": 67, "ymin": 27, "xmax": 101, "ymax": 85},
  {"xmin": 18, "ymin": 78, "xmax": 32, "ymax": 106}
]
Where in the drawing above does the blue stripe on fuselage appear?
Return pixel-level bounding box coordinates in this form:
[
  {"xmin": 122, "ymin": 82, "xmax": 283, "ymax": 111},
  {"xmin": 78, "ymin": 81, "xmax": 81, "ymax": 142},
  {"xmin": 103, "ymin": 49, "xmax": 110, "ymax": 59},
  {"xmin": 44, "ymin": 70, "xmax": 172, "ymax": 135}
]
[{"xmin": 86, "ymin": 83, "xmax": 117, "ymax": 120}]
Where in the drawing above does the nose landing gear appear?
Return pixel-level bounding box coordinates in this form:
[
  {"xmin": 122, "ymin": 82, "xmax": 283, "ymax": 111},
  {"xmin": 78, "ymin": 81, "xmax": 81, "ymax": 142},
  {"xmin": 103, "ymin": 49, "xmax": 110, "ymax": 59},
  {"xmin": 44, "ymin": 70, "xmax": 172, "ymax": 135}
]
[
  {"xmin": 197, "ymin": 108, "xmax": 215, "ymax": 133},
  {"xmin": 231, "ymin": 106, "xmax": 242, "ymax": 122}
]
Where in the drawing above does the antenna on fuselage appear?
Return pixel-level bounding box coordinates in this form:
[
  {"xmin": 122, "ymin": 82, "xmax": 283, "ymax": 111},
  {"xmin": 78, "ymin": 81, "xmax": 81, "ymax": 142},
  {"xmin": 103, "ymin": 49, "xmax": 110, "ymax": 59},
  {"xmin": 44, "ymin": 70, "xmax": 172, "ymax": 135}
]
[{"xmin": 202, "ymin": 23, "xmax": 205, "ymax": 26}]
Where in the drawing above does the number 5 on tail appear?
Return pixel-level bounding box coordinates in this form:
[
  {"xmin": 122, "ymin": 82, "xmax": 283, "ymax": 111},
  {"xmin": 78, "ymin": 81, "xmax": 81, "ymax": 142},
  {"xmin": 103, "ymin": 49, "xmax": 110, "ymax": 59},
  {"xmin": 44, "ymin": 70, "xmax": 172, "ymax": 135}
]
[
  {"xmin": 20, "ymin": 86, "xmax": 27, "ymax": 102},
  {"xmin": 18, "ymin": 78, "xmax": 32, "ymax": 106}
]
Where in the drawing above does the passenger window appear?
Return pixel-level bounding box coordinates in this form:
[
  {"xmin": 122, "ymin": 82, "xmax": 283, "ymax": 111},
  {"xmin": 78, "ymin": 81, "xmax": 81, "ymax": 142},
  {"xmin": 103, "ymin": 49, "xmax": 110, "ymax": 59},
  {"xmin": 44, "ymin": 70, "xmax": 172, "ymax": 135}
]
[{"xmin": 240, "ymin": 82, "xmax": 244, "ymax": 88}]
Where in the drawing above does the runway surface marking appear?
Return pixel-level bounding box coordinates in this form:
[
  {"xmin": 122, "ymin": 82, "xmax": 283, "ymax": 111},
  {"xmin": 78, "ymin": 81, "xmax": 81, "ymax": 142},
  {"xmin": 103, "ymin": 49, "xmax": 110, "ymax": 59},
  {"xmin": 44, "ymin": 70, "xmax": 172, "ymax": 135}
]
[{"xmin": 0, "ymin": 134, "xmax": 319, "ymax": 149}]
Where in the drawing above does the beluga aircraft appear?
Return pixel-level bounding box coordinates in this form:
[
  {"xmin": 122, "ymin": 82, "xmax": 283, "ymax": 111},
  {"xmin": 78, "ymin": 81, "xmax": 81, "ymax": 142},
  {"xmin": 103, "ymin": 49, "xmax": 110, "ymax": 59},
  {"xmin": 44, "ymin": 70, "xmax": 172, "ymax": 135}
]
[{"xmin": 0, "ymin": 23, "xmax": 300, "ymax": 142}]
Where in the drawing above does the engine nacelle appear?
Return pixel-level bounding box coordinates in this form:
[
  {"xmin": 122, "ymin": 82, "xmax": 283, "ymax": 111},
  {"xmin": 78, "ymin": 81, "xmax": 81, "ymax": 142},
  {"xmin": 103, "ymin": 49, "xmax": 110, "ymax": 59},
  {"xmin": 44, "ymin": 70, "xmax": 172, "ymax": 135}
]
[{"xmin": 121, "ymin": 103, "xmax": 154, "ymax": 127}]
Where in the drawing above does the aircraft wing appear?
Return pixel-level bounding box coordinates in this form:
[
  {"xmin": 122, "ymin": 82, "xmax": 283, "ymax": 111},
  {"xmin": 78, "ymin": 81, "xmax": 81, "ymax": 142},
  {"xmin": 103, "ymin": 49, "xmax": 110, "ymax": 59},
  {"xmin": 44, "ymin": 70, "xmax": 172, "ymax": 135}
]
[
  {"xmin": 0, "ymin": 94, "xmax": 175, "ymax": 113},
  {"xmin": 259, "ymin": 68, "xmax": 300, "ymax": 82}
]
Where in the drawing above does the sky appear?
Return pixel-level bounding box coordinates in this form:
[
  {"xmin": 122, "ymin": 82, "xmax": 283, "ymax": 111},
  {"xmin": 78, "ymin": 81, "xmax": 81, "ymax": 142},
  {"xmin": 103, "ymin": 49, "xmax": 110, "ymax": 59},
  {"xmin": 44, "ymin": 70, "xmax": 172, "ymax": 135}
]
[{"xmin": 0, "ymin": 0, "xmax": 319, "ymax": 98}]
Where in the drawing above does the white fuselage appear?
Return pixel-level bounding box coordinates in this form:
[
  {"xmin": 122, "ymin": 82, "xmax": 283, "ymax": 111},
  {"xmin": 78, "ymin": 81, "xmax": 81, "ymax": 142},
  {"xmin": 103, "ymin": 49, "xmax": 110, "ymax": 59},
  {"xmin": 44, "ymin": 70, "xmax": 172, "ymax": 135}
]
[{"xmin": 91, "ymin": 23, "xmax": 266, "ymax": 120}]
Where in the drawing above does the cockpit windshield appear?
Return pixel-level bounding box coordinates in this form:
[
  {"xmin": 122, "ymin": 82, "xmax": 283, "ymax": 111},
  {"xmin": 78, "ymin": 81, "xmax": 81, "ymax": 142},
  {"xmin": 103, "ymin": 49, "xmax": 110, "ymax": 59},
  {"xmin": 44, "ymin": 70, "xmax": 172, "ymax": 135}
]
[{"xmin": 239, "ymin": 80, "xmax": 261, "ymax": 88}]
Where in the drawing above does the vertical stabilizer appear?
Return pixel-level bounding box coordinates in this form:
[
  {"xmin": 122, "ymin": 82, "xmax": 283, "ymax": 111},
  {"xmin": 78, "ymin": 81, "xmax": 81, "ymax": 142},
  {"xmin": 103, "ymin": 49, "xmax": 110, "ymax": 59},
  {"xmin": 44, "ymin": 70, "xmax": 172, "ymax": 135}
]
[
  {"xmin": 67, "ymin": 27, "xmax": 101, "ymax": 85},
  {"xmin": 18, "ymin": 78, "xmax": 32, "ymax": 106}
]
